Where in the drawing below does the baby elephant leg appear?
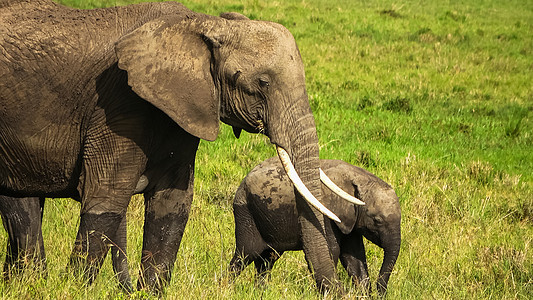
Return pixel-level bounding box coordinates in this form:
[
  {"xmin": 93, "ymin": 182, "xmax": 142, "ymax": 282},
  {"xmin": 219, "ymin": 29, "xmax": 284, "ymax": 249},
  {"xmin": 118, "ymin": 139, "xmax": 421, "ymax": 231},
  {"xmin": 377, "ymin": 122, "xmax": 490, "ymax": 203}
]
[
  {"xmin": 340, "ymin": 233, "xmax": 371, "ymax": 293},
  {"xmin": 229, "ymin": 198, "xmax": 268, "ymax": 279},
  {"xmin": 229, "ymin": 251, "xmax": 255, "ymax": 279},
  {"xmin": 254, "ymin": 248, "xmax": 283, "ymax": 285}
]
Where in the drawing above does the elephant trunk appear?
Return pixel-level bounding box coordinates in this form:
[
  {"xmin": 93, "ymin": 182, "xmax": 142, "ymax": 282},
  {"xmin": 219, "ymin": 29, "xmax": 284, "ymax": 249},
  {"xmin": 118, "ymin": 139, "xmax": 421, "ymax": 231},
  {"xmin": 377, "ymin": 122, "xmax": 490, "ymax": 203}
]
[
  {"xmin": 269, "ymin": 91, "xmax": 338, "ymax": 291},
  {"xmin": 277, "ymin": 147, "xmax": 340, "ymax": 221},
  {"xmin": 377, "ymin": 231, "xmax": 401, "ymax": 296}
]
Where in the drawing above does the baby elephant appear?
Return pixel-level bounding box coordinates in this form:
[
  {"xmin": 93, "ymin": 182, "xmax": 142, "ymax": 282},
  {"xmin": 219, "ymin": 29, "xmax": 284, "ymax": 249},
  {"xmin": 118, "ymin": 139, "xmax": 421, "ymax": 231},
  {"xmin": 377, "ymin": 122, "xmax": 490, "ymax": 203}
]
[{"xmin": 229, "ymin": 157, "xmax": 401, "ymax": 296}]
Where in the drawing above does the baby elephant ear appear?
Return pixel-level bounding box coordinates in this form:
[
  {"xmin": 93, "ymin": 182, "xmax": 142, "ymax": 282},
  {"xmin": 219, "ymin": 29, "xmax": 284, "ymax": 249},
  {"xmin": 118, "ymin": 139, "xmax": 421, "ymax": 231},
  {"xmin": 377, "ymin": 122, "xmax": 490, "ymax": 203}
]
[
  {"xmin": 115, "ymin": 17, "xmax": 219, "ymax": 141},
  {"xmin": 328, "ymin": 191, "xmax": 357, "ymax": 235},
  {"xmin": 321, "ymin": 172, "xmax": 358, "ymax": 234}
]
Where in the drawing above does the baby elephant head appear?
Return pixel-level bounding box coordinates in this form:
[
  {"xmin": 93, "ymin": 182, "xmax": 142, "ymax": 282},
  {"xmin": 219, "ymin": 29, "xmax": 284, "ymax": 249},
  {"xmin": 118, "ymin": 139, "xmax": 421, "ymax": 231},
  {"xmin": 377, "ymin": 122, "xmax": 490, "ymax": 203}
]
[
  {"xmin": 357, "ymin": 187, "xmax": 401, "ymax": 296},
  {"xmin": 320, "ymin": 161, "xmax": 401, "ymax": 296}
]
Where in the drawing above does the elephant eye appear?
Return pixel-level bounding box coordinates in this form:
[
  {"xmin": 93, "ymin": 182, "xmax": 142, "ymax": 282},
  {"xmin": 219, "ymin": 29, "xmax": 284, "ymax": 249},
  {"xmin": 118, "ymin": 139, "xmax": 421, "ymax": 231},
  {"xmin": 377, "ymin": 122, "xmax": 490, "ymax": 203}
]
[{"xmin": 258, "ymin": 78, "xmax": 270, "ymax": 88}]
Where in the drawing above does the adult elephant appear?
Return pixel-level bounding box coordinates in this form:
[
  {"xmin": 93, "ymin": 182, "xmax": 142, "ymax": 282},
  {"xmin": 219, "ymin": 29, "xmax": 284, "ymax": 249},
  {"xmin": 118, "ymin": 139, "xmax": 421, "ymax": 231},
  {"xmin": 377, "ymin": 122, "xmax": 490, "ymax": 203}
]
[{"xmin": 0, "ymin": 0, "xmax": 351, "ymax": 293}]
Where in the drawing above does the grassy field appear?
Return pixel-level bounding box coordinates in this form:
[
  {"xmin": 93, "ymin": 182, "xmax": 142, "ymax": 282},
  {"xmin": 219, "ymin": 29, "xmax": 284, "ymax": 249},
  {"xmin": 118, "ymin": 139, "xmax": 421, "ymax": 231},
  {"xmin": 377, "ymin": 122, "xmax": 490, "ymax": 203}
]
[{"xmin": 1, "ymin": 0, "xmax": 532, "ymax": 298}]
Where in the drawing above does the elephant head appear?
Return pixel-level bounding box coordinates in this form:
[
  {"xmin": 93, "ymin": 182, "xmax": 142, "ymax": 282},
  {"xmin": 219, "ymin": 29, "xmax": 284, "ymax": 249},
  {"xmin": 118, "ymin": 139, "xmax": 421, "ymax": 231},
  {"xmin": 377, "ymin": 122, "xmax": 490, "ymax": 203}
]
[
  {"xmin": 114, "ymin": 12, "xmax": 340, "ymax": 289},
  {"xmin": 356, "ymin": 187, "xmax": 401, "ymax": 296},
  {"xmin": 323, "ymin": 162, "xmax": 401, "ymax": 296}
]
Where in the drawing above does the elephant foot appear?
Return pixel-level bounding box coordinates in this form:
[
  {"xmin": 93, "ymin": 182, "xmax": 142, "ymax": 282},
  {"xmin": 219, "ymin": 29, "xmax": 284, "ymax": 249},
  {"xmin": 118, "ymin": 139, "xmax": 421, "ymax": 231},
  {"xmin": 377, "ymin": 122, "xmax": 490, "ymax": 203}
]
[
  {"xmin": 137, "ymin": 208, "xmax": 190, "ymax": 294},
  {"xmin": 68, "ymin": 250, "xmax": 106, "ymax": 285},
  {"xmin": 2, "ymin": 253, "xmax": 47, "ymax": 281},
  {"xmin": 350, "ymin": 274, "xmax": 371, "ymax": 295},
  {"xmin": 68, "ymin": 212, "xmax": 124, "ymax": 285},
  {"xmin": 112, "ymin": 249, "xmax": 133, "ymax": 293},
  {"xmin": 228, "ymin": 253, "xmax": 248, "ymax": 280},
  {"xmin": 137, "ymin": 250, "xmax": 171, "ymax": 296},
  {"xmin": 137, "ymin": 251, "xmax": 171, "ymax": 295},
  {"xmin": 376, "ymin": 279, "xmax": 388, "ymax": 298},
  {"xmin": 315, "ymin": 276, "xmax": 346, "ymax": 298},
  {"xmin": 110, "ymin": 215, "xmax": 132, "ymax": 293},
  {"xmin": 117, "ymin": 279, "xmax": 134, "ymax": 294}
]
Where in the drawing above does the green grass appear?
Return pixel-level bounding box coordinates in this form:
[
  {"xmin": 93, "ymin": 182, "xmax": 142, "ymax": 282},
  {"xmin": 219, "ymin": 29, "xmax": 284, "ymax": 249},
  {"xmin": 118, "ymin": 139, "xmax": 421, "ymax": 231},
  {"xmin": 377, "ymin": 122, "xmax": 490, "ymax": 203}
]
[{"xmin": 1, "ymin": 0, "xmax": 532, "ymax": 298}]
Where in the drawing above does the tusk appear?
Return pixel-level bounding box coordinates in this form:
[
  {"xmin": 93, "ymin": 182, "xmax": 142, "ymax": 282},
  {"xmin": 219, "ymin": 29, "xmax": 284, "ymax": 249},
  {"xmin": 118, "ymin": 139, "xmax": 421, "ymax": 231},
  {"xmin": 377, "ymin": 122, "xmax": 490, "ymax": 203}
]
[
  {"xmin": 276, "ymin": 146, "xmax": 341, "ymax": 223},
  {"xmin": 320, "ymin": 169, "xmax": 365, "ymax": 205}
]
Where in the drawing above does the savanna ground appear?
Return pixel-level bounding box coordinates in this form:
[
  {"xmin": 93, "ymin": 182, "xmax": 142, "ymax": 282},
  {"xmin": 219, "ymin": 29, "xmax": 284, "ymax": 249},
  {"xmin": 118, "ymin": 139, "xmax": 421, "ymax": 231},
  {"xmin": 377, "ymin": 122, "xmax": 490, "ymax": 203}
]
[{"xmin": 0, "ymin": 0, "xmax": 531, "ymax": 298}]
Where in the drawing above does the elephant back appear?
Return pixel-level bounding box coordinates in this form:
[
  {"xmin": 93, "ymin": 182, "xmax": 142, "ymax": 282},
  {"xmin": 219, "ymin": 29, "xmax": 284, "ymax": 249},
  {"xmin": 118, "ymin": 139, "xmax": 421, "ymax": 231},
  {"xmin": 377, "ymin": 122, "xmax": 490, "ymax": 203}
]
[{"xmin": 239, "ymin": 157, "xmax": 301, "ymax": 249}]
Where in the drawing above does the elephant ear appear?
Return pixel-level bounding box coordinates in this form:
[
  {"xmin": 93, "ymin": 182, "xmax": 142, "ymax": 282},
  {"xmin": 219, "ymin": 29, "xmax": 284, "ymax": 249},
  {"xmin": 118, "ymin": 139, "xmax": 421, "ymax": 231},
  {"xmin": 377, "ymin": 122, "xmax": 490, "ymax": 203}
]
[
  {"xmin": 323, "ymin": 173, "xmax": 358, "ymax": 235},
  {"xmin": 115, "ymin": 17, "xmax": 219, "ymax": 141}
]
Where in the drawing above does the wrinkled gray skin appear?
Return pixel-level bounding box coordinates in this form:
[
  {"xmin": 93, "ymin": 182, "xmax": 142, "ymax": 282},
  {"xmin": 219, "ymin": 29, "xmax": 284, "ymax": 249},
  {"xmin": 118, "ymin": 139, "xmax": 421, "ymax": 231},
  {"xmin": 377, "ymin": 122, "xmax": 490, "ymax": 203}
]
[
  {"xmin": 230, "ymin": 158, "xmax": 401, "ymax": 296},
  {"xmin": 0, "ymin": 0, "xmax": 334, "ymax": 293}
]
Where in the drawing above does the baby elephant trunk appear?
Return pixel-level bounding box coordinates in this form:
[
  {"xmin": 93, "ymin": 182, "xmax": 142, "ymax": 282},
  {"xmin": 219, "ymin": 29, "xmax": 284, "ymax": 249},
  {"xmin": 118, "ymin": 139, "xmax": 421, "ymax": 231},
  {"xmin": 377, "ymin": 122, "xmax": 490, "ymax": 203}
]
[{"xmin": 377, "ymin": 232, "xmax": 401, "ymax": 296}]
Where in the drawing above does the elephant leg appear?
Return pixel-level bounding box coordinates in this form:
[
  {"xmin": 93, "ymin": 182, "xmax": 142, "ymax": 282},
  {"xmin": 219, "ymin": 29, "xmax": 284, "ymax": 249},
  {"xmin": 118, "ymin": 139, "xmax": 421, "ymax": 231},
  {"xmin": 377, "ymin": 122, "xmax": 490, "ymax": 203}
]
[
  {"xmin": 229, "ymin": 195, "xmax": 268, "ymax": 279},
  {"xmin": 0, "ymin": 196, "xmax": 46, "ymax": 280},
  {"xmin": 132, "ymin": 128, "xmax": 200, "ymax": 294},
  {"xmin": 137, "ymin": 185, "xmax": 193, "ymax": 293},
  {"xmin": 110, "ymin": 214, "xmax": 132, "ymax": 293},
  {"xmin": 69, "ymin": 117, "xmax": 152, "ymax": 285},
  {"xmin": 69, "ymin": 209, "xmax": 128, "ymax": 285},
  {"xmin": 340, "ymin": 233, "xmax": 371, "ymax": 293},
  {"xmin": 70, "ymin": 164, "xmax": 135, "ymax": 284},
  {"xmin": 228, "ymin": 252, "xmax": 255, "ymax": 280},
  {"xmin": 326, "ymin": 221, "xmax": 342, "ymax": 266},
  {"xmin": 254, "ymin": 249, "xmax": 282, "ymax": 285}
]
